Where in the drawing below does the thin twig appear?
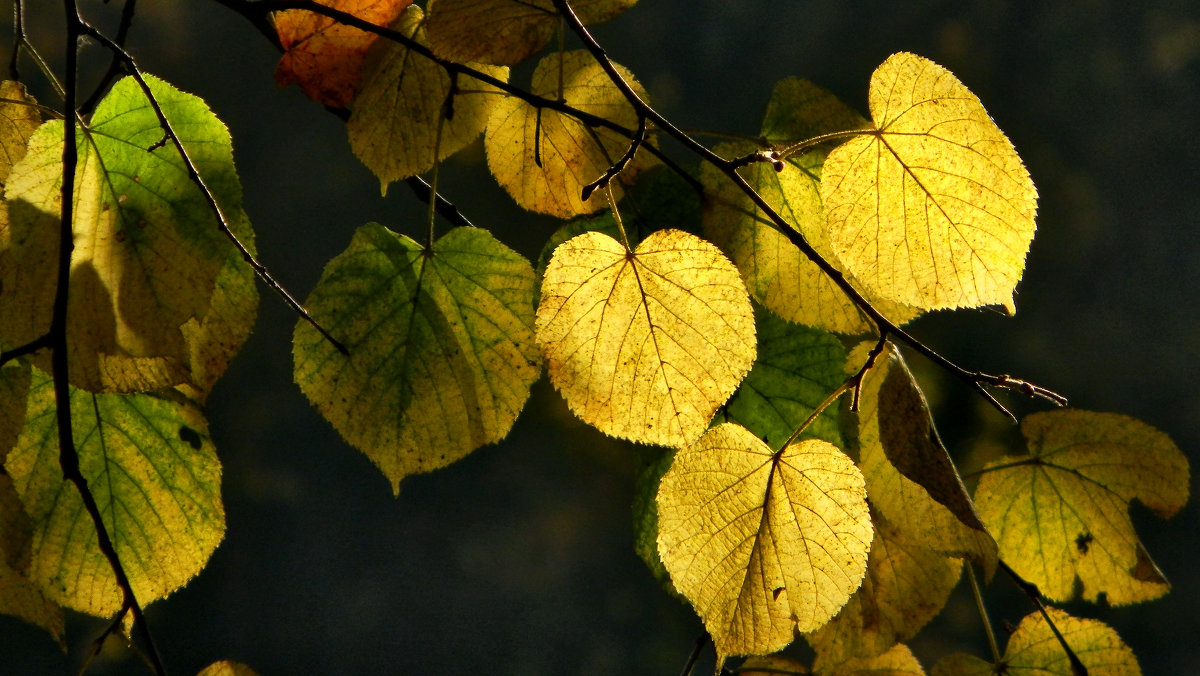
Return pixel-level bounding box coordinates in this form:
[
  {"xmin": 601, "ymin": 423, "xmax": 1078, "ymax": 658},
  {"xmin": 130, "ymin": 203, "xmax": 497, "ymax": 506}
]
[
  {"xmin": 551, "ymin": 0, "xmax": 1065, "ymax": 421},
  {"xmin": 56, "ymin": 4, "xmax": 166, "ymax": 675},
  {"xmin": 582, "ymin": 115, "xmax": 646, "ymax": 201},
  {"xmin": 79, "ymin": 22, "xmax": 348, "ymax": 355},
  {"xmin": 79, "ymin": 0, "xmax": 139, "ymax": 114},
  {"xmin": 677, "ymin": 631, "xmax": 708, "ymax": 676}
]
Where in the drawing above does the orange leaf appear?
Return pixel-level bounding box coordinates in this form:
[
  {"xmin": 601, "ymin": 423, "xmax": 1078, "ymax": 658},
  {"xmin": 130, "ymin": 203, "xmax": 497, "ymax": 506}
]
[{"xmin": 273, "ymin": 0, "xmax": 411, "ymax": 108}]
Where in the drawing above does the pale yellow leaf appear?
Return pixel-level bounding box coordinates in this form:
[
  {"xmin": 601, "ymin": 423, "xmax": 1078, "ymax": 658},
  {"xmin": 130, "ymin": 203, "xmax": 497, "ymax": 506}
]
[
  {"xmin": 821, "ymin": 52, "xmax": 1037, "ymax": 312},
  {"xmin": 347, "ymin": 5, "xmax": 509, "ymax": 193},
  {"xmin": 0, "ymin": 80, "xmax": 41, "ymax": 183},
  {"xmin": 485, "ymin": 50, "xmax": 648, "ymax": 217},
  {"xmin": 536, "ymin": 229, "xmax": 755, "ymax": 447},
  {"xmin": 425, "ymin": 0, "xmax": 637, "ymax": 66},
  {"xmin": 656, "ymin": 423, "xmax": 872, "ymax": 664},
  {"xmin": 196, "ymin": 660, "xmax": 261, "ymax": 676},
  {"xmin": 816, "ymin": 643, "xmax": 926, "ymax": 676},
  {"xmin": 974, "ymin": 410, "xmax": 1188, "ymax": 605}
]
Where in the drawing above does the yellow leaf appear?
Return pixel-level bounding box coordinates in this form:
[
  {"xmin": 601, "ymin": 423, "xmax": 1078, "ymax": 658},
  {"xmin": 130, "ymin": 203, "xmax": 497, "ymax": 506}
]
[
  {"xmin": 6, "ymin": 370, "xmax": 224, "ymax": 617},
  {"xmin": 272, "ymin": 0, "xmax": 412, "ymax": 108},
  {"xmin": 346, "ymin": 5, "xmax": 509, "ymax": 193},
  {"xmin": 0, "ymin": 459, "xmax": 64, "ymax": 648},
  {"xmin": 702, "ymin": 140, "xmax": 918, "ymax": 335},
  {"xmin": 974, "ymin": 410, "xmax": 1188, "ymax": 605},
  {"xmin": 196, "ymin": 661, "xmax": 261, "ymax": 676},
  {"xmin": 816, "ymin": 643, "xmax": 926, "ymax": 676},
  {"xmin": 485, "ymin": 50, "xmax": 648, "ymax": 217},
  {"xmin": 0, "ymin": 80, "xmax": 41, "ymax": 184},
  {"xmin": 807, "ymin": 507, "xmax": 961, "ymax": 664},
  {"xmin": 852, "ymin": 344, "xmax": 997, "ymax": 571},
  {"xmin": 425, "ymin": 0, "xmax": 637, "ymax": 66},
  {"xmin": 536, "ymin": 229, "xmax": 755, "ymax": 447},
  {"xmin": 656, "ymin": 423, "xmax": 872, "ymax": 664},
  {"xmin": 294, "ymin": 224, "xmax": 541, "ymax": 494},
  {"xmin": 933, "ymin": 609, "xmax": 1142, "ymax": 676},
  {"xmin": 821, "ymin": 52, "xmax": 1037, "ymax": 312}
]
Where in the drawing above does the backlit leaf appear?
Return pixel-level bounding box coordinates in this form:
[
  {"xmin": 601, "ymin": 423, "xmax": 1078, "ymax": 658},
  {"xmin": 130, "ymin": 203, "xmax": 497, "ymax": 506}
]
[
  {"xmin": 425, "ymin": 0, "xmax": 638, "ymax": 66},
  {"xmin": 821, "ymin": 52, "xmax": 1037, "ymax": 312},
  {"xmin": 536, "ymin": 229, "xmax": 755, "ymax": 447},
  {"xmin": 485, "ymin": 50, "xmax": 648, "ymax": 217},
  {"xmin": 974, "ymin": 410, "xmax": 1188, "ymax": 605},
  {"xmin": 0, "ymin": 75, "xmax": 257, "ymax": 394},
  {"xmin": 656, "ymin": 423, "xmax": 872, "ymax": 665},
  {"xmin": 196, "ymin": 661, "xmax": 261, "ymax": 676},
  {"xmin": 273, "ymin": 0, "xmax": 412, "ymax": 108},
  {"xmin": 294, "ymin": 224, "xmax": 540, "ymax": 494},
  {"xmin": 6, "ymin": 369, "xmax": 224, "ymax": 617},
  {"xmin": 816, "ymin": 643, "xmax": 925, "ymax": 675},
  {"xmin": 807, "ymin": 506, "xmax": 961, "ymax": 663},
  {"xmin": 932, "ymin": 609, "xmax": 1141, "ymax": 676},
  {"xmin": 723, "ymin": 305, "xmax": 846, "ymax": 451},
  {"xmin": 347, "ymin": 5, "xmax": 509, "ymax": 193},
  {"xmin": 0, "ymin": 458, "xmax": 64, "ymax": 647},
  {"xmin": 0, "ymin": 80, "xmax": 41, "ymax": 182},
  {"xmin": 853, "ymin": 345, "xmax": 997, "ymax": 571}
]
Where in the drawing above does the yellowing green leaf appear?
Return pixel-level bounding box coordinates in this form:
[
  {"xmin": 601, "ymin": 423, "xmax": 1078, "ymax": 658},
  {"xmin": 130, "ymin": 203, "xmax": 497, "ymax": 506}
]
[
  {"xmin": 0, "ymin": 75, "xmax": 257, "ymax": 394},
  {"xmin": 425, "ymin": 0, "xmax": 638, "ymax": 66},
  {"xmin": 807, "ymin": 507, "xmax": 960, "ymax": 664},
  {"xmin": 974, "ymin": 410, "xmax": 1188, "ymax": 605},
  {"xmin": 273, "ymin": 0, "xmax": 412, "ymax": 108},
  {"xmin": 723, "ymin": 305, "xmax": 846, "ymax": 451},
  {"xmin": 816, "ymin": 643, "xmax": 925, "ymax": 676},
  {"xmin": 631, "ymin": 446, "xmax": 677, "ymax": 594},
  {"xmin": 294, "ymin": 224, "xmax": 541, "ymax": 494},
  {"xmin": 536, "ymin": 229, "xmax": 755, "ymax": 447},
  {"xmin": 821, "ymin": 52, "xmax": 1037, "ymax": 313},
  {"xmin": 0, "ymin": 80, "xmax": 41, "ymax": 183},
  {"xmin": 6, "ymin": 370, "xmax": 224, "ymax": 617},
  {"xmin": 347, "ymin": 5, "xmax": 509, "ymax": 193},
  {"xmin": 0, "ymin": 465, "xmax": 64, "ymax": 647},
  {"xmin": 933, "ymin": 609, "xmax": 1142, "ymax": 676},
  {"xmin": 485, "ymin": 50, "xmax": 648, "ymax": 217},
  {"xmin": 853, "ymin": 345, "xmax": 997, "ymax": 571},
  {"xmin": 761, "ymin": 77, "xmax": 868, "ymax": 144},
  {"xmin": 656, "ymin": 423, "xmax": 872, "ymax": 664}
]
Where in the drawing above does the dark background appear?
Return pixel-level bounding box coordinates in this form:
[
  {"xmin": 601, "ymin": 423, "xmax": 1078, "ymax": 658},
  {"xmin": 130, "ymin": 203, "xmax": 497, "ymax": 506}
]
[{"xmin": 3, "ymin": 1, "xmax": 1198, "ymax": 674}]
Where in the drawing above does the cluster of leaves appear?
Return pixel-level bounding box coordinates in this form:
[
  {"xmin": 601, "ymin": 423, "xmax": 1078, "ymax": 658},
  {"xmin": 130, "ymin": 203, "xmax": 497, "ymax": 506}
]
[{"xmin": 0, "ymin": 0, "xmax": 1189, "ymax": 674}]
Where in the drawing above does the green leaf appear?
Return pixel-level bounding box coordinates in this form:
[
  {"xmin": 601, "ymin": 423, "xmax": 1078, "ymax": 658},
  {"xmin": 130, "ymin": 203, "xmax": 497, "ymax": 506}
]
[
  {"xmin": 425, "ymin": 0, "xmax": 638, "ymax": 66},
  {"xmin": 932, "ymin": 608, "xmax": 1142, "ymax": 676},
  {"xmin": 723, "ymin": 305, "xmax": 846, "ymax": 450},
  {"xmin": 0, "ymin": 75, "xmax": 257, "ymax": 394},
  {"xmin": 536, "ymin": 229, "xmax": 756, "ymax": 447},
  {"xmin": 974, "ymin": 410, "xmax": 1188, "ymax": 604},
  {"xmin": 5, "ymin": 369, "xmax": 224, "ymax": 617},
  {"xmin": 656, "ymin": 423, "xmax": 872, "ymax": 665},
  {"xmin": 347, "ymin": 5, "xmax": 509, "ymax": 193},
  {"xmin": 821, "ymin": 52, "xmax": 1038, "ymax": 313},
  {"xmin": 485, "ymin": 50, "xmax": 649, "ymax": 217},
  {"xmin": 630, "ymin": 446, "xmax": 677, "ymax": 595},
  {"xmin": 294, "ymin": 224, "xmax": 541, "ymax": 494}
]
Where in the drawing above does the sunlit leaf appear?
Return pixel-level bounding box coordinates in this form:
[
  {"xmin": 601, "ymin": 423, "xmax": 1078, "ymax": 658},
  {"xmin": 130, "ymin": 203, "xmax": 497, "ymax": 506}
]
[
  {"xmin": 0, "ymin": 455, "xmax": 65, "ymax": 647},
  {"xmin": 347, "ymin": 5, "xmax": 509, "ymax": 193},
  {"xmin": 485, "ymin": 50, "xmax": 648, "ymax": 217},
  {"xmin": 425, "ymin": 0, "xmax": 638, "ymax": 66},
  {"xmin": 807, "ymin": 506, "xmax": 960, "ymax": 663},
  {"xmin": 0, "ymin": 80, "xmax": 41, "ymax": 183},
  {"xmin": 6, "ymin": 369, "xmax": 224, "ymax": 617},
  {"xmin": 294, "ymin": 224, "xmax": 541, "ymax": 494},
  {"xmin": 816, "ymin": 643, "xmax": 926, "ymax": 675},
  {"xmin": 932, "ymin": 609, "xmax": 1142, "ymax": 676},
  {"xmin": 0, "ymin": 75, "xmax": 257, "ymax": 394},
  {"xmin": 196, "ymin": 660, "xmax": 261, "ymax": 676},
  {"xmin": 656, "ymin": 422, "xmax": 872, "ymax": 665},
  {"xmin": 974, "ymin": 410, "xmax": 1188, "ymax": 605},
  {"xmin": 723, "ymin": 305, "xmax": 846, "ymax": 451},
  {"xmin": 273, "ymin": 0, "xmax": 412, "ymax": 108},
  {"xmin": 821, "ymin": 52, "xmax": 1038, "ymax": 312},
  {"xmin": 536, "ymin": 229, "xmax": 755, "ymax": 447},
  {"xmin": 852, "ymin": 344, "xmax": 997, "ymax": 571}
]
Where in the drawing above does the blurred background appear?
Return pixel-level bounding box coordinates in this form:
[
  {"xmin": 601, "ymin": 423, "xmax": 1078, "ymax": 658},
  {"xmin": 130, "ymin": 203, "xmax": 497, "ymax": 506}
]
[{"xmin": 3, "ymin": 1, "xmax": 1198, "ymax": 674}]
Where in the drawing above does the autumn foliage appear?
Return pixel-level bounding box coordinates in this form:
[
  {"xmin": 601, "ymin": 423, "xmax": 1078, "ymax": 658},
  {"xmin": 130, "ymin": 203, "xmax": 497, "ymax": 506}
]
[{"xmin": 0, "ymin": 1, "xmax": 1188, "ymax": 675}]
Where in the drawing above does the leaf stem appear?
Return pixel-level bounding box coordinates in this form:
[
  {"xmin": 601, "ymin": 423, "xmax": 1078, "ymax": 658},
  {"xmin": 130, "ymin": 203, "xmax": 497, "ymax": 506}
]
[
  {"xmin": 967, "ymin": 563, "xmax": 1002, "ymax": 663},
  {"xmin": 607, "ymin": 185, "xmax": 632, "ymax": 252}
]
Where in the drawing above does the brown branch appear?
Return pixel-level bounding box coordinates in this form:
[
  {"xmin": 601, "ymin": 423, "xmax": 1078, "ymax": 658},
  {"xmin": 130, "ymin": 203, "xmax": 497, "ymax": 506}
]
[
  {"xmin": 551, "ymin": 0, "xmax": 1065, "ymax": 421},
  {"xmin": 57, "ymin": 4, "xmax": 166, "ymax": 675}
]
